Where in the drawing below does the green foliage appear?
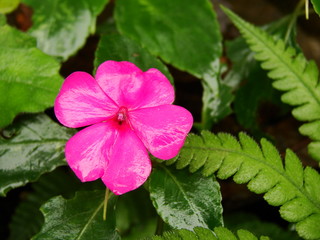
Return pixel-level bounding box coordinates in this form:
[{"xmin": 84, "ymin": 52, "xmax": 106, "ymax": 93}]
[
  {"xmin": 311, "ymin": 0, "xmax": 320, "ymax": 17},
  {"xmin": 33, "ymin": 190, "xmax": 120, "ymax": 240},
  {"xmin": 147, "ymin": 226, "xmax": 269, "ymax": 240},
  {"xmin": 115, "ymin": 0, "xmax": 232, "ymax": 128},
  {"xmin": 94, "ymin": 33, "xmax": 173, "ymax": 83},
  {"xmin": 8, "ymin": 168, "xmax": 85, "ymax": 240},
  {"xmin": 221, "ymin": 6, "xmax": 320, "ymax": 161},
  {"xmin": 0, "ymin": 114, "xmax": 75, "ymax": 196},
  {"xmin": 22, "ymin": 0, "xmax": 109, "ymax": 60},
  {"xmin": 0, "ymin": 0, "xmax": 19, "ymax": 13},
  {"xmin": 0, "ymin": 24, "xmax": 63, "ymax": 128},
  {"xmin": 149, "ymin": 166, "xmax": 223, "ymax": 231},
  {"xmin": 167, "ymin": 131, "xmax": 320, "ymax": 239}
]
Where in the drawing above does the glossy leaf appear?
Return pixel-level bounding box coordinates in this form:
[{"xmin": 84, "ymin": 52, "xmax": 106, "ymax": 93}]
[
  {"xmin": 115, "ymin": 0, "xmax": 221, "ymax": 77},
  {"xmin": 115, "ymin": 0, "xmax": 230, "ymax": 127},
  {"xmin": 33, "ymin": 190, "xmax": 120, "ymax": 240},
  {"xmin": 8, "ymin": 168, "xmax": 87, "ymax": 240},
  {"xmin": 149, "ymin": 165, "xmax": 223, "ymax": 231},
  {"xmin": 0, "ymin": 114, "xmax": 75, "ymax": 196},
  {"xmin": 0, "ymin": 0, "xmax": 19, "ymax": 13},
  {"xmin": 167, "ymin": 131, "xmax": 320, "ymax": 239},
  {"xmin": 94, "ymin": 33, "xmax": 173, "ymax": 83},
  {"xmin": 22, "ymin": 0, "xmax": 109, "ymax": 60},
  {"xmin": 0, "ymin": 24, "xmax": 63, "ymax": 128},
  {"xmin": 311, "ymin": 0, "xmax": 320, "ymax": 17}
]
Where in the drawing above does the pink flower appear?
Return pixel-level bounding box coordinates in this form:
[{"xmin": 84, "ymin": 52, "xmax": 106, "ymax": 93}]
[{"xmin": 54, "ymin": 61, "xmax": 193, "ymax": 195}]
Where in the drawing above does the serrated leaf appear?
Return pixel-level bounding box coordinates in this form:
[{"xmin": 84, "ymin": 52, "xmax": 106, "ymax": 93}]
[
  {"xmin": 33, "ymin": 190, "xmax": 120, "ymax": 240},
  {"xmin": 0, "ymin": 114, "xmax": 75, "ymax": 196},
  {"xmin": 94, "ymin": 33, "xmax": 173, "ymax": 83},
  {"xmin": 115, "ymin": 0, "xmax": 231, "ymax": 128},
  {"xmin": 22, "ymin": 0, "xmax": 109, "ymax": 60},
  {"xmin": 167, "ymin": 131, "xmax": 320, "ymax": 239},
  {"xmin": 0, "ymin": 0, "xmax": 19, "ymax": 14},
  {"xmin": 0, "ymin": 25, "xmax": 63, "ymax": 128},
  {"xmin": 149, "ymin": 165, "xmax": 223, "ymax": 231},
  {"xmin": 221, "ymin": 6, "xmax": 320, "ymax": 161},
  {"xmin": 148, "ymin": 226, "xmax": 269, "ymax": 240}
]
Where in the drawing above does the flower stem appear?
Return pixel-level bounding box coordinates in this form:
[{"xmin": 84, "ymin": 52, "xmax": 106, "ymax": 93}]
[
  {"xmin": 103, "ymin": 188, "xmax": 110, "ymax": 221},
  {"xmin": 284, "ymin": 0, "xmax": 305, "ymax": 44}
]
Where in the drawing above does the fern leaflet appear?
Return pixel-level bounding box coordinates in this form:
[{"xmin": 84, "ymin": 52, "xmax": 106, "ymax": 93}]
[
  {"xmin": 148, "ymin": 226, "xmax": 269, "ymax": 240},
  {"xmin": 166, "ymin": 131, "xmax": 320, "ymax": 239},
  {"xmin": 221, "ymin": 6, "xmax": 320, "ymax": 161}
]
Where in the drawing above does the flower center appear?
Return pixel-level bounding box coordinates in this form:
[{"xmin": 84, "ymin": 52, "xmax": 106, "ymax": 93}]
[{"xmin": 116, "ymin": 106, "xmax": 128, "ymax": 125}]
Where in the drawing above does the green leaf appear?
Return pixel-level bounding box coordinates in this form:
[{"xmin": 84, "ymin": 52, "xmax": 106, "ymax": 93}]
[
  {"xmin": 8, "ymin": 168, "xmax": 87, "ymax": 240},
  {"xmin": 115, "ymin": 0, "xmax": 231, "ymax": 128},
  {"xmin": 221, "ymin": 6, "xmax": 320, "ymax": 161},
  {"xmin": 0, "ymin": 0, "xmax": 19, "ymax": 14},
  {"xmin": 22, "ymin": 0, "xmax": 109, "ymax": 60},
  {"xmin": 311, "ymin": 0, "xmax": 320, "ymax": 17},
  {"xmin": 148, "ymin": 226, "xmax": 270, "ymax": 240},
  {"xmin": 115, "ymin": 0, "xmax": 221, "ymax": 77},
  {"xmin": 224, "ymin": 212, "xmax": 301, "ymax": 240},
  {"xmin": 33, "ymin": 190, "xmax": 120, "ymax": 240},
  {"xmin": 167, "ymin": 131, "xmax": 320, "ymax": 239},
  {"xmin": 149, "ymin": 165, "xmax": 223, "ymax": 231},
  {"xmin": 0, "ymin": 114, "xmax": 75, "ymax": 196},
  {"xmin": 115, "ymin": 188, "xmax": 157, "ymax": 240},
  {"xmin": 94, "ymin": 33, "xmax": 173, "ymax": 83},
  {"xmin": 0, "ymin": 24, "xmax": 63, "ymax": 128}
]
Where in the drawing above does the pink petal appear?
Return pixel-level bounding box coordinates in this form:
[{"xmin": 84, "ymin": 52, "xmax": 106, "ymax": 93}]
[
  {"xmin": 95, "ymin": 61, "xmax": 174, "ymax": 109},
  {"xmin": 129, "ymin": 105, "xmax": 193, "ymax": 160},
  {"xmin": 65, "ymin": 122, "xmax": 117, "ymax": 182},
  {"xmin": 54, "ymin": 71, "xmax": 118, "ymax": 128},
  {"xmin": 102, "ymin": 126, "xmax": 151, "ymax": 195}
]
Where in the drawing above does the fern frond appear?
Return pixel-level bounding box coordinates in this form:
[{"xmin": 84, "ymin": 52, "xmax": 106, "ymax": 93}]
[
  {"xmin": 167, "ymin": 131, "xmax": 320, "ymax": 239},
  {"xmin": 148, "ymin": 226, "xmax": 269, "ymax": 240},
  {"xmin": 220, "ymin": 6, "xmax": 320, "ymax": 161}
]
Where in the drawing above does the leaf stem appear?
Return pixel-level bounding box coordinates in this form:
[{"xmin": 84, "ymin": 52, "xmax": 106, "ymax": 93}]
[
  {"xmin": 284, "ymin": 0, "xmax": 304, "ymax": 44},
  {"xmin": 103, "ymin": 188, "xmax": 110, "ymax": 221}
]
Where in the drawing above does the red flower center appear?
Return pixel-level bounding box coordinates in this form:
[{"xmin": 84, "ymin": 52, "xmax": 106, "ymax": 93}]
[{"xmin": 115, "ymin": 106, "xmax": 128, "ymax": 125}]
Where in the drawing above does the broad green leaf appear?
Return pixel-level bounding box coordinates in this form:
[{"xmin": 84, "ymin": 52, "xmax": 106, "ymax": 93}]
[
  {"xmin": 221, "ymin": 6, "xmax": 320, "ymax": 161},
  {"xmin": 115, "ymin": 0, "xmax": 221, "ymax": 77},
  {"xmin": 0, "ymin": 0, "xmax": 19, "ymax": 13},
  {"xmin": 311, "ymin": 0, "xmax": 320, "ymax": 17},
  {"xmin": 0, "ymin": 24, "xmax": 62, "ymax": 128},
  {"xmin": 149, "ymin": 226, "xmax": 270, "ymax": 240},
  {"xmin": 167, "ymin": 131, "xmax": 320, "ymax": 239},
  {"xmin": 33, "ymin": 190, "xmax": 120, "ymax": 240},
  {"xmin": 22, "ymin": 0, "xmax": 109, "ymax": 60},
  {"xmin": 149, "ymin": 165, "xmax": 223, "ymax": 231},
  {"xmin": 0, "ymin": 114, "xmax": 75, "ymax": 196},
  {"xmin": 94, "ymin": 33, "xmax": 173, "ymax": 83},
  {"xmin": 115, "ymin": 0, "xmax": 231, "ymax": 128},
  {"xmin": 9, "ymin": 168, "xmax": 87, "ymax": 240}
]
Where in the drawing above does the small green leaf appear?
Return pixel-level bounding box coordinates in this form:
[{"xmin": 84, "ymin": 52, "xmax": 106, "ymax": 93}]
[
  {"xmin": 94, "ymin": 33, "xmax": 173, "ymax": 83},
  {"xmin": 149, "ymin": 165, "xmax": 223, "ymax": 231},
  {"xmin": 22, "ymin": 0, "xmax": 109, "ymax": 60},
  {"xmin": 0, "ymin": 24, "xmax": 63, "ymax": 128},
  {"xmin": 0, "ymin": 114, "xmax": 75, "ymax": 196},
  {"xmin": 33, "ymin": 190, "xmax": 120, "ymax": 240},
  {"xmin": 311, "ymin": 0, "xmax": 320, "ymax": 17},
  {"xmin": 0, "ymin": 0, "xmax": 19, "ymax": 14}
]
